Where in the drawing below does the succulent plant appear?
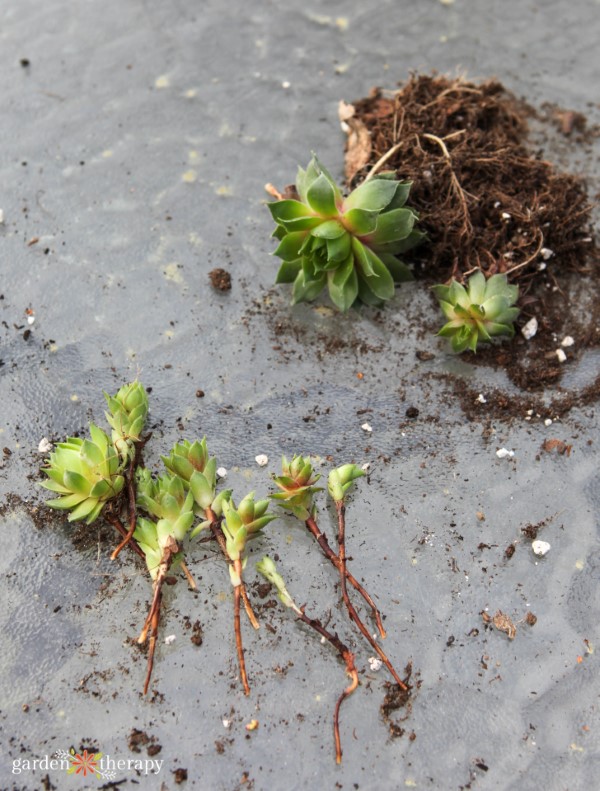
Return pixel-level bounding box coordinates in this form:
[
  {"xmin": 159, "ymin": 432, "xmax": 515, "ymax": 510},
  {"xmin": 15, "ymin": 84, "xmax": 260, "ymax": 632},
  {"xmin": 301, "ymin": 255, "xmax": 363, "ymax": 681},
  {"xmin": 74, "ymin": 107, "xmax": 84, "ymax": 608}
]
[
  {"xmin": 133, "ymin": 517, "xmax": 172, "ymax": 581},
  {"xmin": 134, "ymin": 470, "xmax": 196, "ymax": 577},
  {"xmin": 104, "ymin": 381, "xmax": 148, "ymax": 460},
  {"xmin": 161, "ymin": 438, "xmax": 230, "ymax": 516},
  {"xmin": 433, "ymin": 271, "xmax": 520, "ymax": 353},
  {"xmin": 40, "ymin": 424, "xmax": 125, "ymax": 524},
  {"xmin": 136, "ymin": 469, "xmax": 195, "ymax": 536},
  {"xmin": 327, "ymin": 464, "xmax": 365, "ymax": 503},
  {"xmin": 256, "ymin": 556, "xmax": 297, "ymax": 611},
  {"xmin": 270, "ymin": 455, "xmax": 323, "ymax": 520},
  {"xmin": 268, "ymin": 155, "xmax": 424, "ymax": 311},
  {"xmin": 221, "ymin": 494, "xmax": 276, "ymax": 585}
]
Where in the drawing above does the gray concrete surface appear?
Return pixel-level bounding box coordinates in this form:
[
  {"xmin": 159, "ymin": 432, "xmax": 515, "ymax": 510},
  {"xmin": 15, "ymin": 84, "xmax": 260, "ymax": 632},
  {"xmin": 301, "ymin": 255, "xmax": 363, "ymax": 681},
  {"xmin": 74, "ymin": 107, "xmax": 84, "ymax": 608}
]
[{"xmin": 1, "ymin": 1, "xmax": 599, "ymax": 789}]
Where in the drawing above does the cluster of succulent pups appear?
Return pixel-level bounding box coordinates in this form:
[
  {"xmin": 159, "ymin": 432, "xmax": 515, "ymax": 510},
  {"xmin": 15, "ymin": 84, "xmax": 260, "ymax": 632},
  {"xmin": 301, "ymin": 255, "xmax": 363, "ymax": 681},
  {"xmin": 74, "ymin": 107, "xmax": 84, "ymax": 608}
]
[
  {"xmin": 268, "ymin": 155, "xmax": 520, "ymax": 351},
  {"xmin": 41, "ymin": 383, "xmax": 410, "ymax": 764}
]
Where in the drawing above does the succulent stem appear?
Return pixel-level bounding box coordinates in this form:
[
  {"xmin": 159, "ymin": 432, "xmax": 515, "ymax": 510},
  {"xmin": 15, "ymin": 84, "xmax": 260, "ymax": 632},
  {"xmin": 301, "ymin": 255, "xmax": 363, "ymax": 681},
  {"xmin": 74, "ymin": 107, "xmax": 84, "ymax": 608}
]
[
  {"xmin": 105, "ymin": 510, "xmax": 145, "ymax": 561},
  {"xmin": 233, "ymin": 572, "xmax": 250, "ymax": 696},
  {"xmin": 137, "ymin": 536, "xmax": 180, "ymax": 693},
  {"xmin": 304, "ymin": 515, "xmax": 386, "ymax": 638},
  {"xmin": 180, "ymin": 560, "xmax": 197, "ymax": 590},
  {"xmin": 333, "ymin": 502, "xmax": 407, "ymax": 691},
  {"xmin": 111, "ymin": 435, "xmax": 150, "ymax": 560},
  {"xmin": 142, "ymin": 592, "xmax": 161, "ymax": 696},
  {"xmin": 206, "ymin": 507, "xmax": 259, "ymax": 630},
  {"xmin": 111, "ymin": 452, "xmax": 139, "ymax": 560},
  {"xmin": 296, "ymin": 607, "xmax": 358, "ymax": 764}
]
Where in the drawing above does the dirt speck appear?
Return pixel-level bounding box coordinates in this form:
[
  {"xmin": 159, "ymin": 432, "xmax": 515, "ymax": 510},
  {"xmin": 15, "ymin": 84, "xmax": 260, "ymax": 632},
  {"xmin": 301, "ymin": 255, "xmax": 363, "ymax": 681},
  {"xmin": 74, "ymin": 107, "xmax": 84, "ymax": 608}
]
[{"xmin": 209, "ymin": 268, "xmax": 232, "ymax": 291}]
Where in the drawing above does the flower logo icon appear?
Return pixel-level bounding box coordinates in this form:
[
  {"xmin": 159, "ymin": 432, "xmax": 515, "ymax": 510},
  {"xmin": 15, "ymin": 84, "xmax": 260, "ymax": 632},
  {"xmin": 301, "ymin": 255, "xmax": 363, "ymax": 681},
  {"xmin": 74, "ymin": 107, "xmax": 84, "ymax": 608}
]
[{"xmin": 65, "ymin": 749, "xmax": 102, "ymax": 778}]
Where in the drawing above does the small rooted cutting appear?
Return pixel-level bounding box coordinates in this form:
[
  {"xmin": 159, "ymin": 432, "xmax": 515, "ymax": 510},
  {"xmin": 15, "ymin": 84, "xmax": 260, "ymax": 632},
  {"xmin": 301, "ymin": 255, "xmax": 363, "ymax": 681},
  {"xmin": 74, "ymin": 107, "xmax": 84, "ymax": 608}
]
[
  {"xmin": 270, "ymin": 455, "xmax": 408, "ymax": 690},
  {"xmin": 219, "ymin": 495, "xmax": 277, "ymax": 694},
  {"xmin": 134, "ymin": 470, "xmax": 197, "ymax": 693},
  {"xmin": 161, "ymin": 437, "xmax": 276, "ymax": 694},
  {"xmin": 256, "ymin": 556, "xmax": 359, "ymax": 764}
]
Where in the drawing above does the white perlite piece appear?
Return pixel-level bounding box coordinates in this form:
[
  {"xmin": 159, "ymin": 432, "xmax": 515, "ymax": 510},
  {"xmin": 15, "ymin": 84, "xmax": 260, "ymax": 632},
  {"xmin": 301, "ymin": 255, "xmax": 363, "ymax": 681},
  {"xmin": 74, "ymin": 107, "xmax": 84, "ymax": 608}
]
[
  {"xmin": 501, "ymin": 211, "xmax": 511, "ymax": 220},
  {"xmin": 222, "ymin": 719, "xmax": 231, "ymax": 729},
  {"xmin": 521, "ymin": 317, "xmax": 538, "ymax": 340},
  {"xmin": 27, "ymin": 315, "xmax": 35, "ymax": 325},
  {"xmin": 368, "ymin": 657, "xmax": 383, "ymax": 671},
  {"xmin": 255, "ymin": 454, "xmax": 268, "ymax": 467},
  {"xmin": 164, "ymin": 634, "xmax": 176, "ymax": 645},
  {"xmin": 556, "ymin": 348, "xmax": 567, "ymax": 363},
  {"xmin": 216, "ymin": 466, "xmax": 228, "ymax": 479},
  {"xmin": 477, "ymin": 394, "xmax": 487, "ymax": 404},
  {"xmin": 361, "ymin": 462, "xmax": 371, "ymax": 471},
  {"xmin": 544, "ymin": 418, "xmax": 553, "ymax": 427},
  {"xmin": 532, "ymin": 540, "xmax": 551, "ymax": 557},
  {"xmin": 0, "ymin": 209, "xmax": 4, "ymax": 224},
  {"xmin": 361, "ymin": 422, "xmax": 373, "ymax": 433},
  {"xmin": 38, "ymin": 437, "xmax": 53, "ymax": 453},
  {"xmin": 561, "ymin": 336, "xmax": 575, "ymax": 347},
  {"xmin": 540, "ymin": 247, "xmax": 554, "ymax": 260},
  {"xmin": 496, "ymin": 448, "xmax": 515, "ymax": 459}
]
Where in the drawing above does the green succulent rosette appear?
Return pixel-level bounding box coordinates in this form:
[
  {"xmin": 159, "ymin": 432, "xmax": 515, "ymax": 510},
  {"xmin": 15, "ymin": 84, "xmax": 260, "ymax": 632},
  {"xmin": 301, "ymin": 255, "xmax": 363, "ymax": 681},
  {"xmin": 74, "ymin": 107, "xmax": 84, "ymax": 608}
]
[
  {"xmin": 269, "ymin": 155, "xmax": 424, "ymax": 311},
  {"xmin": 136, "ymin": 469, "xmax": 195, "ymax": 538},
  {"xmin": 433, "ymin": 271, "xmax": 520, "ymax": 353},
  {"xmin": 40, "ymin": 423, "xmax": 125, "ymax": 524},
  {"xmin": 221, "ymin": 494, "xmax": 276, "ymax": 585},
  {"xmin": 327, "ymin": 463, "xmax": 365, "ymax": 503},
  {"xmin": 133, "ymin": 517, "xmax": 171, "ymax": 581},
  {"xmin": 161, "ymin": 438, "xmax": 230, "ymax": 517},
  {"xmin": 134, "ymin": 470, "xmax": 196, "ymax": 577},
  {"xmin": 270, "ymin": 455, "xmax": 322, "ymax": 521},
  {"xmin": 104, "ymin": 381, "xmax": 149, "ymax": 460}
]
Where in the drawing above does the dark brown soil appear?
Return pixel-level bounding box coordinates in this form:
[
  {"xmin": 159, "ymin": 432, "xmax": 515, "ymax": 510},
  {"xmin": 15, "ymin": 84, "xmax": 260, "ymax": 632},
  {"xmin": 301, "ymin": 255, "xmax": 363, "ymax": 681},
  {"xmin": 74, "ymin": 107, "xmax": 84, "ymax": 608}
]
[
  {"xmin": 348, "ymin": 74, "xmax": 597, "ymax": 283},
  {"xmin": 345, "ymin": 74, "xmax": 600, "ymax": 395},
  {"xmin": 209, "ymin": 268, "xmax": 232, "ymax": 291},
  {"xmin": 379, "ymin": 663, "xmax": 414, "ymax": 739}
]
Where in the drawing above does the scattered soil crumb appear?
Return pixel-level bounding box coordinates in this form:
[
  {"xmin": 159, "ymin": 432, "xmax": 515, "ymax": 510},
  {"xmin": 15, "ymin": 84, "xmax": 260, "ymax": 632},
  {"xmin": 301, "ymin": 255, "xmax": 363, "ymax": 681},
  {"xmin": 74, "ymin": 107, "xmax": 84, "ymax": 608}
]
[
  {"xmin": 380, "ymin": 663, "xmax": 414, "ymax": 738},
  {"xmin": 542, "ymin": 438, "xmax": 573, "ymax": 456},
  {"xmin": 209, "ymin": 268, "xmax": 232, "ymax": 291},
  {"xmin": 482, "ymin": 610, "xmax": 517, "ymax": 639},
  {"xmin": 190, "ymin": 619, "xmax": 203, "ymax": 646},
  {"xmin": 173, "ymin": 767, "xmax": 188, "ymax": 784},
  {"xmin": 524, "ymin": 611, "xmax": 537, "ymax": 627},
  {"xmin": 520, "ymin": 514, "xmax": 555, "ymax": 541},
  {"xmin": 127, "ymin": 728, "xmax": 160, "ymax": 755}
]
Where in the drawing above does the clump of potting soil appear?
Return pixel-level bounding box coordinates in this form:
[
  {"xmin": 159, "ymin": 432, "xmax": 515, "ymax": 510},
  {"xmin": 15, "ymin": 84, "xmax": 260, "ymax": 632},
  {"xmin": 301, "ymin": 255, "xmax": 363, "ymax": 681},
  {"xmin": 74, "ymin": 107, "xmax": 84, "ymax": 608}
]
[
  {"xmin": 342, "ymin": 73, "xmax": 600, "ymax": 391},
  {"xmin": 344, "ymin": 73, "xmax": 597, "ymax": 285}
]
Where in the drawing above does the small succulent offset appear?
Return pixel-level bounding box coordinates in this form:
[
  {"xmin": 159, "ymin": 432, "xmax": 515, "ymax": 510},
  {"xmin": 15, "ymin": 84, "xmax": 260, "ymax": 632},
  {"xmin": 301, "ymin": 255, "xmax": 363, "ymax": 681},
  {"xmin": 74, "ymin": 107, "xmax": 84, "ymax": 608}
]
[
  {"xmin": 268, "ymin": 155, "xmax": 424, "ymax": 311},
  {"xmin": 327, "ymin": 464, "xmax": 365, "ymax": 503},
  {"xmin": 221, "ymin": 494, "xmax": 276, "ymax": 586},
  {"xmin": 104, "ymin": 380, "xmax": 149, "ymax": 461},
  {"xmin": 270, "ymin": 454, "xmax": 322, "ymax": 520},
  {"xmin": 433, "ymin": 271, "xmax": 520, "ymax": 353},
  {"xmin": 40, "ymin": 424, "xmax": 125, "ymax": 524}
]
